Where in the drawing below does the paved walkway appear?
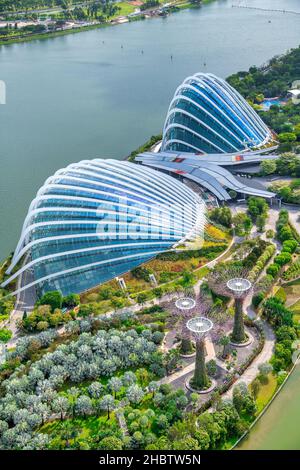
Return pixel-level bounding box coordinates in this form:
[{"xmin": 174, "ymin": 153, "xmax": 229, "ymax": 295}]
[
  {"xmin": 157, "ymin": 335, "xmax": 227, "ymax": 386},
  {"xmin": 223, "ymin": 320, "xmax": 275, "ymax": 399}
]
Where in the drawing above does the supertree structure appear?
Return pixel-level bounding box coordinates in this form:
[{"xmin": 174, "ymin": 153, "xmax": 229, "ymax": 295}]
[
  {"xmin": 175, "ymin": 294, "xmax": 211, "ymax": 354},
  {"xmin": 186, "ymin": 316, "xmax": 213, "ymax": 390},
  {"xmin": 207, "ymin": 265, "xmax": 252, "ymax": 344},
  {"xmin": 175, "ymin": 296, "xmax": 197, "ymax": 354}
]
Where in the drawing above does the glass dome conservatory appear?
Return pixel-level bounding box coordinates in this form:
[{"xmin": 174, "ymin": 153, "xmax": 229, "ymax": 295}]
[
  {"xmin": 2, "ymin": 159, "xmax": 205, "ymax": 296},
  {"xmin": 162, "ymin": 73, "xmax": 273, "ymax": 154}
]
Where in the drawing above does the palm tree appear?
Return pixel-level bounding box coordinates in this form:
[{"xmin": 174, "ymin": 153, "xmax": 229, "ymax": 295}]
[
  {"xmin": 58, "ymin": 420, "xmax": 80, "ymax": 448},
  {"xmin": 61, "ymin": 0, "xmax": 73, "ymax": 20}
]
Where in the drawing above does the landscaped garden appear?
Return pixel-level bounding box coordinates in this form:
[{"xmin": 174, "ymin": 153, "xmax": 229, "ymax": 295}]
[{"xmin": 1, "ymin": 200, "xmax": 300, "ymax": 451}]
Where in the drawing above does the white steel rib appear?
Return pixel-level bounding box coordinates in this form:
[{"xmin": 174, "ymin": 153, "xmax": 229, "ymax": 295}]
[
  {"xmin": 162, "ymin": 73, "xmax": 273, "ymax": 154},
  {"xmin": 3, "ymin": 159, "xmax": 206, "ymax": 297}
]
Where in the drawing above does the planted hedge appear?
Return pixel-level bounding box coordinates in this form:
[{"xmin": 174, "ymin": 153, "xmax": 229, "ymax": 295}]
[
  {"xmin": 248, "ymin": 244, "xmax": 276, "ymax": 283},
  {"xmin": 157, "ymin": 244, "xmax": 228, "ymax": 261}
]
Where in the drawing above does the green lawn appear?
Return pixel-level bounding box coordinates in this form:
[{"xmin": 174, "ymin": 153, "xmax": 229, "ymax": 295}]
[
  {"xmin": 111, "ymin": 2, "xmax": 136, "ymax": 18},
  {"xmin": 282, "ymin": 280, "xmax": 300, "ymax": 307},
  {"xmin": 290, "ymin": 300, "xmax": 300, "ymax": 324},
  {"xmin": 255, "ymin": 374, "xmax": 278, "ymax": 414},
  {"xmin": 274, "ymin": 286, "xmax": 287, "ymax": 303},
  {"xmin": 41, "ymin": 413, "xmax": 121, "ymax": 448}
]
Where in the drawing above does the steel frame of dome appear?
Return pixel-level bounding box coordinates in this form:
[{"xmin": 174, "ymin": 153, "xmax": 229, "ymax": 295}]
[
  {"xmin": 2, "ymin": 159, "xmax": 206, "ymax": 297},
  {"xmin": 162, "ymin": 73, "xmax": 273, "ymax": 154}
]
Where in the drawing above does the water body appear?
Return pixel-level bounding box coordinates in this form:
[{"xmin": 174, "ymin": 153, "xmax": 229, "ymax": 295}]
[
  {"xmin": 0, "ymin": 0, "xmax": 300, "ymax": 451},
  {"xmin": 1, "ymin": 0, "xmax": 300, "ymax": 258},
  {"xmin": 238, "ymin": 364, "xmax": 300, "ymax": 449}
]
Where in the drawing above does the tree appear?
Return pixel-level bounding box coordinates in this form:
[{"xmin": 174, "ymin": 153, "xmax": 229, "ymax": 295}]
[
  {"xmin": 99, "ymin": 395, "xmax": 115, "ymax": 420},
  {"xmin": 282, "ymin": 239, "xmax": 298, "ymax": 253},
  {"xmin": 0, "ymin": 328, "xmax": 12, "ymax": 343},
  {"xmin": 250, "ymin": 378, "xmax": 260, "ymax": 400},
  {"xmin": 122, "ymin": 371, "xmax": 137, "ymax": 387},
  {"xmin": 178, "ymin": 270, "xmax": 196, "ymax": 289},
  {"xmin": 260, "ymin": 159, "xmax": 277, "ymax": 175},
  {"xmin": 126, "ymin": 384, "xmax": 144, "ymax": 404},
  {"xmin": 88, "ymin": 382, "xmax": 103, "ymax": 399},
  {"xmin": 263, "ymin": 297, "xmax": 293, "ymax": 327},
  {"xmin": 58, "ymin": 420, "xmax": 79, "ymax": 448},
  {"xmin": 155, "ymin": 414, "xmax": 169, "ymax": 430},
  {"xmin": 75, "ymin": 395, "xmax": 93, "ymax": 417},
  {"xmin": 148, "ymin": 381, "xmax": 159, "ymax": 397},
  {"xmin": 276, "ymin": 325, "xmax": 297, "ymax": 342},
  {"xmin": 52, "ymin": 396, "xmax": 70, "ymax": 421},
  {"xmin": 62, "ymin": 294, "xmax": 80, "ymax": 309},
  {"xmin": 233, "ymin": 212, "xmax": 252, "ymax": 235},
  {"xmin": 38, "ymin": 291, "xmax": 62, "ymax": 312},
  {"xmin": 274, "ymin": 252, "xmax": 292, "ymax": 266},
  {"xmin": 137, "ymin": 293, "xmax": 148, "ymax": 305},
  {"xmin": 266, "ymin": 263, "xmax": 280, "ymax": 278},
  {"xmin": 258, "ymin": 362, "xmax": 273, "ymax": 384},
  {"xmin": 108, "ymin": 377, "xmax": 123, "ymax": 398},
  {"xmin": 257, "ymin": 214, "xmax": 267, "ymax": 232},
  {"xmin": 173, "ymin": 437, "xmax": 200, "ymax": 450},
  {"xmin": 252, "ymin": 292, "xmax": 264, "ymax": 308},
  {"xmin": 164, "ymin": 348, "xmax": 180, "ymax": 375},
  {"xmin": 98, "ymin": 436, "xmax": 123, "ymax": 450},
  {"xmin": 209, "ymin": 207, "xmax": 232, "ymax": 228},
  {"xmin": 219, "ymin": 334, "xmax": 230, "ymax": 359},
  {"xmin": 232, "ymin": 382, "xmax": 256, "ymax": 415},
  {"xmin": 278, "ymin": 132, "xmax": 297, "ymax": 143},
  {"xmin": 207, "ymin": 359, "xmax": 218, "ymax": 378},
  {"xmin": 247, "ymin": 196, "xmax": 268, "ymax": 223},
  {"xmin": 228, "ymin": 190, "xmax": 237, "ymax": 200},
  {"xmin": 194, "ymin": 428, "xmax": 210, "ymax": 450},
  {"xmin": 68, "ymin": 387, "xmax": 80, "ymax": 418}
]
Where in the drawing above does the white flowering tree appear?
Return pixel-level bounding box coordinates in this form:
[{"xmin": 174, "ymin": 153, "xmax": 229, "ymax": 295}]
[{"xmin": 99, "ymin": 394, "xmax": 115, "ymax": 420}]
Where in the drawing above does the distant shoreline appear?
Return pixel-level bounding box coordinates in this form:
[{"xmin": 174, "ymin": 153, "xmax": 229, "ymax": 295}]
[{"xmin": 0, "ymin": 1, "xmax": 210, "ymax": 47}]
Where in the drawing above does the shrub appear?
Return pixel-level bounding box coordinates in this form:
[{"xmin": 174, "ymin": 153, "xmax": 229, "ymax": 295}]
[
  {"xmin": 274, "ymin": 252, "xmax": 292, "ymax": 266},
  {"xmin": 37, "ymin": 291, "xmax": 63, "ymax": 311},
  {"xmin": 252, "ymin": 292, "xmax": 264, "ymax": 309},
  {"xmin": 0, "ymin": 328, "xmax": 12, "ymax": 343},
  {"xmin": 266, "ymin": 263, "xmax": 279, "ymax": 277},
  {"xmin": 282, "ymin": 239, "xmax": 298, "ymax": 254}
]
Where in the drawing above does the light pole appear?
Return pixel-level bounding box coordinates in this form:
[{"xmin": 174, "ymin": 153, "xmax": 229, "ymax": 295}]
[{"xmin": 186, "ymin": 316, "xmax": 213, "ymax": 390}]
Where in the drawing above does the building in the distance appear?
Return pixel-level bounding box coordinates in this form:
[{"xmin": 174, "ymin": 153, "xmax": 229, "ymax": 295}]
[
  {"xmin": 2, "ymin": 159, "xmax": 205, "ymax": 297},
  {"xmin": 137, "ymin": 73, "xmax": 278, "ymax": 203},
  {"xmin": 162, "ymin": 73, "xmax": 274, "ymax": 154}
]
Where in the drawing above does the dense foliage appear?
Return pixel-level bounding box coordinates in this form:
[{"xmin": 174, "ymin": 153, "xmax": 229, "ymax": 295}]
[
  {"xmin": 228, "ymin": 46, "xmax": 300, "ymax": 153},
  {"xmin": 262, "ymin": 297, "xmax": 298, "ymax": 372},
  {"xmin": 227, "ymin": 47, "xmax": 300, "ymax": 102},
  {"xmin": 0, "ymin": 325, "xmax": 163, "ymax": 449}
]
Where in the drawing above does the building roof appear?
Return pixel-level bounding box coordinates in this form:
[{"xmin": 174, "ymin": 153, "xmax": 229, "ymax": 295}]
[{"xmin": 136, "ymin": 152, "xmax": 275, "ymax": 201}]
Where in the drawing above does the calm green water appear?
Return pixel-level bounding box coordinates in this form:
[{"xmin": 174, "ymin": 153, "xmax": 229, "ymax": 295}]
[{"xmin": 238, "ymin": 364, "xmax": 300, "ymax": 450}]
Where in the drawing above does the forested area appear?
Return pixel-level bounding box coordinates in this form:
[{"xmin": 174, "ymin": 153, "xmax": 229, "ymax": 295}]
[{"xmin": 227, "ymin": 46, "xmax": 300, "ymax": 101}]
